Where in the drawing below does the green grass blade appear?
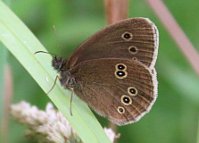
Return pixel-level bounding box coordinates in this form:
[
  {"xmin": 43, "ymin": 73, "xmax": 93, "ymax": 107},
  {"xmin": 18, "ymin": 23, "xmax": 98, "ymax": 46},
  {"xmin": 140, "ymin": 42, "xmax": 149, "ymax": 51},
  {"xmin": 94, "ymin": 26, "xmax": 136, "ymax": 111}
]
[
  {"xmin": 0, "ymin": 43, "xmax": 7, "ymax": 143},
  {"xmin": 0, "ymin": 2, "xmax": 111, "ymax": 143}
]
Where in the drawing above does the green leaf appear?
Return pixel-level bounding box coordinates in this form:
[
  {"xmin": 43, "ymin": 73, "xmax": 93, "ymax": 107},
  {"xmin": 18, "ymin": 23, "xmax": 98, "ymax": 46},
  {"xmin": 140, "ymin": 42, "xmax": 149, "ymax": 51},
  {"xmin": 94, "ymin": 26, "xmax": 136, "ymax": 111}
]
[
  {"xmin": 0, "ymin": 42, "xmax": 7, "ymax": 143},
  {"xmin": 0, "ymin": 1, "xmax": 111, "ymax": 143}
]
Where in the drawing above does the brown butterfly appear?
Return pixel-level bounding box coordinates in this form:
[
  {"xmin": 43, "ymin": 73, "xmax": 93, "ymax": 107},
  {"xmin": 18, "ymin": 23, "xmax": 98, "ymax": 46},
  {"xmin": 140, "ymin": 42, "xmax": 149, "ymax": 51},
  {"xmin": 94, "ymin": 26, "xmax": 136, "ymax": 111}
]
[{"xmin": 51, "ymin": 18, "xmax": 159, "ymax": 125}]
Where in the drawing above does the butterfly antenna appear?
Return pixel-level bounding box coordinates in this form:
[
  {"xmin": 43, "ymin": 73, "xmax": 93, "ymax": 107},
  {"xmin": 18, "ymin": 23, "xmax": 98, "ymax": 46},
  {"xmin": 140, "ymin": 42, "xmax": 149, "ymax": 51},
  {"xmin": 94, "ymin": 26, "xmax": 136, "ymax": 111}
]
[
  {"xmin": 34, "ymin": 51, "xmax": 48, "ymax": 55},
  {"xmin": 34, "ymin": 51, "xmax": 56, "ymax": 57},
  {"xmin": 69, "ymin": 88, "xmax": 74, "ymax": 116},
  {"xmin": 47, "ymin": 75, "xmax": 59, "ymax": 94}
]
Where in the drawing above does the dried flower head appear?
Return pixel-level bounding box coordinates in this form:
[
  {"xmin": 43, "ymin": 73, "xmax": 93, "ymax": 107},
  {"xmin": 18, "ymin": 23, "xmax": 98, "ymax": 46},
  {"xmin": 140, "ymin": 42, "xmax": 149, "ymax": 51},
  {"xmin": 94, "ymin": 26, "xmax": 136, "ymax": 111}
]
[
  {"xmin": 11, "ymin": 101, "xmax": 117, "ymax": 143},
  {"xmin": 11, "ymin": 101, "xmax": 80, "ymax": 143}
]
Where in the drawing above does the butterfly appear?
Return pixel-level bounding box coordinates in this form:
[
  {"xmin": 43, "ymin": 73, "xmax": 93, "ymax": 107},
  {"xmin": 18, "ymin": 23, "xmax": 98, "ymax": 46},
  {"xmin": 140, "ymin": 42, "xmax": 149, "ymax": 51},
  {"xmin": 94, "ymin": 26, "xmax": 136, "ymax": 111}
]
[{"xmin": 51, "ymin": 18, "xmax": 159, "ymax": 125}]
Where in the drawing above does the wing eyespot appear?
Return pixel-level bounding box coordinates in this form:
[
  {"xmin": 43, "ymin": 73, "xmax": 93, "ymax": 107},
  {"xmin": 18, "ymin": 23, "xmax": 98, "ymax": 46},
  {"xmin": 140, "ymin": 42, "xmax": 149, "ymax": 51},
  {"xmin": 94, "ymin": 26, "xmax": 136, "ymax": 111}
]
[
  {"xmin": 114, "ymin": 71, "xmax": 127, "ymax": 79},
  {"xmin": 115, "ymin": 63, "xmax": 127, "ymax": 71},
  {"xmin": 121, "ymin": 95, "xmax": 132, "ymax": 105},
  {"xmin": 132, "ymin": 57, "xmax": 138, "ymax": 61},
  {"xmin": 117, "ymin": 106, "xmax": 125, "ymax": 114},
  {"xmin": 121, "ymin": 32, "xmax": 133, "ymax": 41},
  {"xmin": 128, "ymin": 46, "xmax": 138, "ymax": 55},
  {"xmin": 128, "ymin": 87, "xmax": 138, "ymax": 96}
]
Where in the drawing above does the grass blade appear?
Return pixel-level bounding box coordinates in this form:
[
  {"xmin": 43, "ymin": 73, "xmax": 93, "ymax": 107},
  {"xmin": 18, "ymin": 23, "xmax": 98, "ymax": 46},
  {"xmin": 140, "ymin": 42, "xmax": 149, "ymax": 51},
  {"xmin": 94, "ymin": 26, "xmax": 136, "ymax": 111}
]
[{"xmin": 0, "ymin": 2, "xmax": 111, "ymax": 143}]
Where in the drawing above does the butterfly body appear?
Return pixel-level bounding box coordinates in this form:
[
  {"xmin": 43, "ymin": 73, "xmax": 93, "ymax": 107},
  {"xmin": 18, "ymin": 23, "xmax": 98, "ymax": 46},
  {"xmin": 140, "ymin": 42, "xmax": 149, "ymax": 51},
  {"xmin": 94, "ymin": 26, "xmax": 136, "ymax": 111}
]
[{"xmin": 52, "ymin": 18, "xmax": 159, "ymax": 125}]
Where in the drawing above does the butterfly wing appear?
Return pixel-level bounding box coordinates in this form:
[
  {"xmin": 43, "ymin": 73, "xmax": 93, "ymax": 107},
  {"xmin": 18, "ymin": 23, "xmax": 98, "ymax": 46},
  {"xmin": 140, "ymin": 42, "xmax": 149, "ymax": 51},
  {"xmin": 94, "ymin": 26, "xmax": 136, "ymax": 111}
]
[
  {"xmin": 68, "ymin": 18, "xmax": 159, "ymax": 70},
  {"xmin": 70, "ymin": 58, "xmax": 157, "ymax": 125}
]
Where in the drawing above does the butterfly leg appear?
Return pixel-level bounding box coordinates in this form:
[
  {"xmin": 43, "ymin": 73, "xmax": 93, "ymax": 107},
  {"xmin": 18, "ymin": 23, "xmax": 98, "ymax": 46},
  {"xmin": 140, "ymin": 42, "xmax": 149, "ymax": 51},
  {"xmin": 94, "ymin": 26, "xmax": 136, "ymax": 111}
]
[{"xmin": 47, "ymin": 75, "xmax": 60, "ymax": 94}]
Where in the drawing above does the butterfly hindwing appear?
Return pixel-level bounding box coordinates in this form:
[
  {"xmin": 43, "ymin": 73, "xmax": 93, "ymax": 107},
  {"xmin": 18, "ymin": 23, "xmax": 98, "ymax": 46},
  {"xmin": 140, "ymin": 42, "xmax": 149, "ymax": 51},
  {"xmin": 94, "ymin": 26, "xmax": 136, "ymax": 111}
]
[{"xmin": 70, "ymin": 58, "xmax": 157, "ymax": 125}]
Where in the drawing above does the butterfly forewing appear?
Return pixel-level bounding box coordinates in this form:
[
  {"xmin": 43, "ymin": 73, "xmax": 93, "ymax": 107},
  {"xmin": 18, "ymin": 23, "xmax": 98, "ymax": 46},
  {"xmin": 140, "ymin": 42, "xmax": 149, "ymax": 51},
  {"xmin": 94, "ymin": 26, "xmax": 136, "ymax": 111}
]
[{"xmin": 68, "ymin": 18, "xmax": 158, "ymax": 69}]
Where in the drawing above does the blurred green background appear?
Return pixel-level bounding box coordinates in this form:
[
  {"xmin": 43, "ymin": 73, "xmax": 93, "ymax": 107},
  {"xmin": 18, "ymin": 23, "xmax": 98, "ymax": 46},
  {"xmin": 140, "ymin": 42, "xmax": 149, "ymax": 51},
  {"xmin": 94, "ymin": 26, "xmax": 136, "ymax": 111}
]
[{"xmin": 1, "ymin": 0, "xmax": 199, "ymax": 143}]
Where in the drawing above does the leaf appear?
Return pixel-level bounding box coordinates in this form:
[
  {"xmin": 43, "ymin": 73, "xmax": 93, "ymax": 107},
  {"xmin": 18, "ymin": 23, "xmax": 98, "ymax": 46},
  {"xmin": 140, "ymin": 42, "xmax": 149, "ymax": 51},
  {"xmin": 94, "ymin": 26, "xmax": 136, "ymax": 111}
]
[
  {"xmin": 0, "ymin": 2, "xmax": 111, "ymax": 143},
  {"xmin": 0, "ymin": 42, "xmax": 7, "ymax": 143}
]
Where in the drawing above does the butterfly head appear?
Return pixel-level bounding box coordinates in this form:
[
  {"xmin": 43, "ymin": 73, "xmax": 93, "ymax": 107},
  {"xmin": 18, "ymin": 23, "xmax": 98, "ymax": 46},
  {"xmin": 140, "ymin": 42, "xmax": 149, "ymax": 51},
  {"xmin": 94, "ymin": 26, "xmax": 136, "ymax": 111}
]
[
  {"xmin": 52, "ymin": 56, "xmax": 68, "ymax": 72},
  {"xmin": 52, "ymin": 56, "xmax": 77, "ymax": 90}
]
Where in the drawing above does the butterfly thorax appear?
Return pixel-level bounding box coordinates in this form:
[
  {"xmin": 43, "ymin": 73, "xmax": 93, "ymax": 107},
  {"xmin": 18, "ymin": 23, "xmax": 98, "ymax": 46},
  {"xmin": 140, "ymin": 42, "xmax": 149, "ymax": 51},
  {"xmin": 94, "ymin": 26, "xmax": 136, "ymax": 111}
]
[
  {"xmin": 59, "ymin": 71, "xmax": 77, "ymax": 89},
  {"xmin": 52, "ymin": 56, "xmax": 77, "ymax": 89}
]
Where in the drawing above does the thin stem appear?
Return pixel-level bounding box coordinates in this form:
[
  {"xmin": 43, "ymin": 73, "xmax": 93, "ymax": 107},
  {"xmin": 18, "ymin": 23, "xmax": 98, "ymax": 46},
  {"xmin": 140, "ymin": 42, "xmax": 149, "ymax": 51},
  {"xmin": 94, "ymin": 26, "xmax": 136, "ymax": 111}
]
[
  {"xmin": 103, "ymin": 0, "xmax": 128, "ymax": 142},
  {"xmin": 146, "ymin": 0, "xmax": 199, "ymax": 75},
  {"xmin": 2, "ymin": 65, "xmax": 13, "ymax": 143},
  {"xmin": 104, "ymin": 0, "xmax": 128, "ymax": 24}
]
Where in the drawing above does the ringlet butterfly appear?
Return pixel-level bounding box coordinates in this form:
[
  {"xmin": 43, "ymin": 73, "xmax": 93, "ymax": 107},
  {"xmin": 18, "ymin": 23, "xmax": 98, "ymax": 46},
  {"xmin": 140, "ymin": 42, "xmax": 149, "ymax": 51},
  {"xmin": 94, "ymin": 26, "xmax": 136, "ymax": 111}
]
[{"xmin": 51, "ymin": 18, "xmax": 159, "ymax": 125}]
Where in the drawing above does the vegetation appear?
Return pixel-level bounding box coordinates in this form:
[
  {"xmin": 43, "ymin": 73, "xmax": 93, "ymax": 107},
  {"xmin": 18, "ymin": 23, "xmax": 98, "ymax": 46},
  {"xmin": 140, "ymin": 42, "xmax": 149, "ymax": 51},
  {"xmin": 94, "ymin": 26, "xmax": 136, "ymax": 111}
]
[{"xmin": 0, "ymin": 0, "xmax": 199, "ymax": 143}]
